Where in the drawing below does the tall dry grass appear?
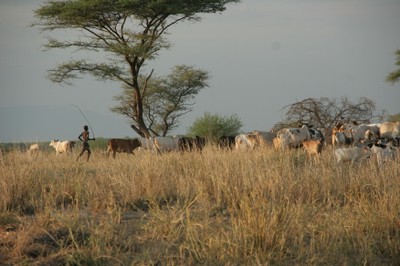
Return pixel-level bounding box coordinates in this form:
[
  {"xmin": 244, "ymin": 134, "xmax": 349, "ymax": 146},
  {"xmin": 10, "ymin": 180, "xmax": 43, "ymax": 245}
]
[{"xmin": 0, "ymin": 145, "xmax": 399, "ymax": 265}]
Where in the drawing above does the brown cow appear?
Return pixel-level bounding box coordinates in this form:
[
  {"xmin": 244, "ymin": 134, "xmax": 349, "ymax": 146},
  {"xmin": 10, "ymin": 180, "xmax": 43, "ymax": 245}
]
[
  {"xmin": 302, "ymin": 139, "xmax": 323, "ymax": 163},
  {"xmin": 106, "ymin": 138, "xmax": 141, "ymax": 159}
]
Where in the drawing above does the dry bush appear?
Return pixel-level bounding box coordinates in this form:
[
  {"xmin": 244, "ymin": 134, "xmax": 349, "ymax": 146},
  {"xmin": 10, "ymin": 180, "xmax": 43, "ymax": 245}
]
[{"xmin": 0, "ymin": 145, "xmax": 399, "ymax": 265}]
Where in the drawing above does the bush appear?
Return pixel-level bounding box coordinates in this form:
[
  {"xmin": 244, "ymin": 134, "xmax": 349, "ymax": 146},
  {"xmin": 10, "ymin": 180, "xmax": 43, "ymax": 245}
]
[{"xmin": 187, "ymin": 112, "xmax": 243, "ymax": 143}]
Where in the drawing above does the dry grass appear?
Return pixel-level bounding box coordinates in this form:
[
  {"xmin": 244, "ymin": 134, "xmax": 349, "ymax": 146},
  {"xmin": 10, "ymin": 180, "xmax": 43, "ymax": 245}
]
[{"xmin": 0, "ymin": 145, "xmax": 399, "ymax": 265}]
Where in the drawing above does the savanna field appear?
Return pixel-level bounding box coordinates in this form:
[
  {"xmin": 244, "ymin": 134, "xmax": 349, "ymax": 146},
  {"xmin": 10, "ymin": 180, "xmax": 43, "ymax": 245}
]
[{"xmin": 1, "ymin": 142, "xmax": 400, "ymax": 265}]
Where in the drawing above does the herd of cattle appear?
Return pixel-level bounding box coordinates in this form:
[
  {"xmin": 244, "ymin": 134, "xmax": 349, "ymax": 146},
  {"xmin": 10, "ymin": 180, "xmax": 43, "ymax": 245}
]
[
  {"xmin": 21, "ymin": 121, "xmax": 400, "ymax": 167},
  {"xmin": 220, "ymin": 121, "xmax": 399, "ymax": 166}
]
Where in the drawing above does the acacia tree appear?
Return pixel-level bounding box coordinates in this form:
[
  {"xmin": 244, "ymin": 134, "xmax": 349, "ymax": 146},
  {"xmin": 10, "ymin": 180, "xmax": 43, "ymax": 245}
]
[
  {"xmin": 111, "ymin": 65, "xmax": 209, "ymax": 136},
  {"xmin": 386, "ymin": 49, "xmax": 400, "ymax": 85},
  {"xmin": 33, "ymin": 0, "xmax": 239, "ymax": 137},
  {"xmin": 271, "ymin": 97, "xmax": 384, "ymax": 132}
]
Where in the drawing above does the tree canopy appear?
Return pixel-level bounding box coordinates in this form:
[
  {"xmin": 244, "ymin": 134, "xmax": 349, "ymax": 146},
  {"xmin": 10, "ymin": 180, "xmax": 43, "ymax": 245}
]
[
  {"xmin": 111, "ymin": 65, "xmax": 209, "ymax": 136},
  {"xmin": 271, "ymin": 97, "xmax": 384, "ymax": 132},
  {"xmin": 386, "ymin": 49, "xmax": 400, "ymax": 85},
  {"xmin": 33, "ymin": 0, "xmax": 239, "ymax": 137}
]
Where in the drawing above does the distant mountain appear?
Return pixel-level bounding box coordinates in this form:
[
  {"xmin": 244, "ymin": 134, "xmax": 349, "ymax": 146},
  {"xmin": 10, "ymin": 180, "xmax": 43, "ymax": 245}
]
[{"xmin": 0, "ymin": 105, "xmax": 136, "ymax": 143}]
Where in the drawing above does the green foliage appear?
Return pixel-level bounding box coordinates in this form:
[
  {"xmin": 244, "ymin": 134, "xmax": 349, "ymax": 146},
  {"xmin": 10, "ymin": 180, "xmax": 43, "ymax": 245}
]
[
  {"xmin": 187, "ymin": 112, "xmax": 242, "ymax": 143},
  {"xmin": 386, "ymin": 49, "xmax": 400, "ymax": 85}
]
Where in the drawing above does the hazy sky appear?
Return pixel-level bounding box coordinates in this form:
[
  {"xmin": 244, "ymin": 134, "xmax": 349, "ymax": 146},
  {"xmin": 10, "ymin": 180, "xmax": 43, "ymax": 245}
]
[{"xmin": 1, "ymin": 0, "xmax": 399, "ymax": 143}]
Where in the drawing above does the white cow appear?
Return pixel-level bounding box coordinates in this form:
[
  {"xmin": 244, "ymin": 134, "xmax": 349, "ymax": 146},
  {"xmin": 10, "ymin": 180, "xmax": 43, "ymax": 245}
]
[
  {"xmin": 235, "ymin": 131, "xmax": 275, "ymax": 150},
  {"xmin": 276, "ymin": 125, "xmax": 311, "ymax": 149},
  {"xmin": 249, "ymin": 130, "xmax": 277, "ymax": 145},
  {"xmin": 49, "ymin": 140, "xmax": 73, "ymax": 154},
  {"xmin": 235, "ymin": 134, "xmax": 256, "ymax": 150},
  {"xmin": 379, "ymin": 122, "xmax": 400, "ymax": 140},
  {"xmin": 345, "ymin": 124, "xmax": 374, "ymax": 144},
  {"xmin": 153, "ymin": 136, "xmax": 179, "ymax": 153},
  {"xmin": 370, "ymin": 144, "xmax": 397, "ymax": 167},
  {"xmin": 138, "ymin": 137, "xmax": 155, "ymax": 151},
  {"xmin": 334, "ymin": 147, "xmax": 371, "ymax": 164},
  {"xmin": 28, "ymin": 144, "xmax": 40, "ymax": 157}
]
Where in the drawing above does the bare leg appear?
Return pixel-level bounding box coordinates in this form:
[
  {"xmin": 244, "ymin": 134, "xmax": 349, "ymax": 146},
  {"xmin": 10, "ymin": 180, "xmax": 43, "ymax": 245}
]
[{"xmin": 86, "ymin": 150, "xmax": 91, "ymax": 162}]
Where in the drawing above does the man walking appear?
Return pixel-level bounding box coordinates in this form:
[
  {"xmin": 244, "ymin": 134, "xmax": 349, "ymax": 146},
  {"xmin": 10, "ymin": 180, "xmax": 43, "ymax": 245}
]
[{"xmin": 76, "ymin": 125, "xmax": 95, "ymax": 162}]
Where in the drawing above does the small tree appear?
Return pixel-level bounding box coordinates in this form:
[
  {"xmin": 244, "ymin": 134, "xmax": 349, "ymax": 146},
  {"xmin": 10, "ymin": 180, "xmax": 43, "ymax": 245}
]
[
  {"xmin": 33, "ymin": 0, "xmax": 239, "ymax": 138},
  {"xmin": 111, "ymin": 65, "xmax": 209, "ymax": 136},
  {"xmin": 188, "ymin": 113, "xmax": 243, "ymax": 143},
  {"xmin": 271, "ymin": 97, "xmax": 384, "ymax": 132},
  {"xmin": 386, "ymin": 49, "xmax": 400, "ymax": 85}
]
